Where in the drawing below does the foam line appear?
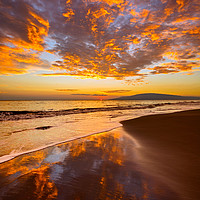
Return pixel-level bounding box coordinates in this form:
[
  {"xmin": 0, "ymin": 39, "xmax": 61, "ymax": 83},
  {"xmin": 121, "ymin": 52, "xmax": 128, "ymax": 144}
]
[
  {"xmin": 1, "ymin": 101, "xmax": 199, "ymax": 121},
  {"xmin": 0, "ymin": 124, "xmax": 122, "ymax": 164}
]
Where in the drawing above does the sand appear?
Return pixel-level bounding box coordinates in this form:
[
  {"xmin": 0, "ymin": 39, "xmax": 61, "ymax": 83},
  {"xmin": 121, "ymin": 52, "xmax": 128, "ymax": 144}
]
[
  {"xmin": 0, "ymin": 109, "xmax": 199, "ymax": 200},
  {"xmin": 121, "ymin": 109, "xmax": 200, "ymax": 200}
]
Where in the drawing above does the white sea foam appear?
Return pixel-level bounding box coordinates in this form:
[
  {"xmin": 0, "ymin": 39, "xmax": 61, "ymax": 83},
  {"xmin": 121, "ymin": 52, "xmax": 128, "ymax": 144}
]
[{"xmin": 0, "ymin": 125, "xmax": 122, "ymax": 164}]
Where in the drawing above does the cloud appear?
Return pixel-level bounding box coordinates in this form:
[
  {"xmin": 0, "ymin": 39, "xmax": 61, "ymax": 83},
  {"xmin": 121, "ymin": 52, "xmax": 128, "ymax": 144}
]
[
  {"xmin": 0, "ymin": 0, "xmax": 49, "ymax": 75},
  {"xmin": 91, "ymin": 94, "xmax": 107, "ymax": 96},
  {"xmin": 55, "ymin": 89, "xmax": 79, "ymax": 92},
  {"xmin": 72, "ymin": 94, "xmax": 107, "ymax": 96},
  {"xmin": 103, "ymin": 90, "xmax": 132, "ymax": 93},
  {"xmin": 149, "ymin": 61, "xmax": 200, "ymax": 75},
  {"xmin": 0, "ymin": 0, "xmax": 199, "ymax": 80}
]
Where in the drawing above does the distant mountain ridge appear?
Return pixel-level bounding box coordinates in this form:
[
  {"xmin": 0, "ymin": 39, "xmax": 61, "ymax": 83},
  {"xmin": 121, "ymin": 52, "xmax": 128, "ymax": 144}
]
[{"xmin": 113, "ymin": 93, "xmax": 200, "ymax": 100}]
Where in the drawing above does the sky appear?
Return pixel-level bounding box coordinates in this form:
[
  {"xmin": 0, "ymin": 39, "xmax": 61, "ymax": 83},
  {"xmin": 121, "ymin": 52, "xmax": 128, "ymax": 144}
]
[{"xmin": 0, "ymin": 0, "xmax": 200, "ymax": 100}]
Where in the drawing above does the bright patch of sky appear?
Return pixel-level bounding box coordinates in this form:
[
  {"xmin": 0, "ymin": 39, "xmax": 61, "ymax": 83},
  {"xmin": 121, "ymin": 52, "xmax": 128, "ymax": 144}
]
[
  {"xmin": 40, "ymin": 52, "xmax": 63, "ymax": 63},
  {"xmin": 44, "ymin": 37, "xmax": 57, "ymax": 50}
]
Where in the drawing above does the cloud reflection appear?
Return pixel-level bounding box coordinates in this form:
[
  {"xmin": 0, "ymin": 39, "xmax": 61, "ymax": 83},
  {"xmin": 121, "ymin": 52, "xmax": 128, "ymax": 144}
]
[{"xmin": 0, "ymin": 129, "xmax": 177, "ymax": 199}]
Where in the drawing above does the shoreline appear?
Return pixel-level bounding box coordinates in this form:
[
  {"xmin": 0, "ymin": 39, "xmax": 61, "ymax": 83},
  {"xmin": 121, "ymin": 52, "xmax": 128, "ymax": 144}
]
[
  {"xmin": 1, "ymin": 108, "xmax": 199, "ymax": 165},
  {"xmin": 0, "ymin": 127, "xmax": 180, "ymax": 200},
  {"xmin": 0, "ymin": 125, "xmax": 122, "ymax": 164},
  {"xmin": 0, "ymin": 109, "xmax": 200, "ymax": 199},
  {"xmin": 0, "ymin": 108, "xmax": 199, "ymax": 164},
  {"xmin": 1, "ymin": 101, "xmax": 199, "ymax": 121}
]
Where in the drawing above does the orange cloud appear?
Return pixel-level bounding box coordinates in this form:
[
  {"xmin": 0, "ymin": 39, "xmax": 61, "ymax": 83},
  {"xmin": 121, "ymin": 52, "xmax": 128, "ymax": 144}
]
[
  {"xmin": 0, "ymin": 0, "xmax": 199, "ymax": 82},
  {"xmin": 0, "ymin": 2, "xmax": 49, "ymax": 75},
  {"xmin": 103, "ymin": 90, "xmax": 132, "ymax": 93},
  {"xmin": 55, "ymin": 89, "xmax": 79, "ymax": 92},
  {"xmin": 173, "ymin": 16, "xmax": 200, "ymax": 24},
  {"xmin": 63, "ymin": 8, "xmax": 75, "ymax": 21},
  {"xmin": 0, "ymin": 45, "xmax": 41, "ymax": 75},
  {"xmin": 149, "ymin": 61, "xmax": 200, "ymax": 75}
]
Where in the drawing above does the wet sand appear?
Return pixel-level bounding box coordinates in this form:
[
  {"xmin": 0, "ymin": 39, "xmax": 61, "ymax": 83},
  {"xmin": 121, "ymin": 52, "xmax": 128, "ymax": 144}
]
[
  {"xmin": 0, "ymin": 130, "xmax": 178, "ymax": 200},
  {"xmin": 122, "ymin": 109, "xmax": 200, "ymax": 200},
  {"xmin": 0, "ymin": 109, "xmax": 199, "ymax": 200}
]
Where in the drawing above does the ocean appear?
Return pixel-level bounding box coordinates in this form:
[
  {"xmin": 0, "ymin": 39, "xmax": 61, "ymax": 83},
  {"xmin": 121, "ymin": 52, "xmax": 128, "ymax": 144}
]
[{"xmin": 0, "ymin": 100, "xmax": 200, "ymax": 163}]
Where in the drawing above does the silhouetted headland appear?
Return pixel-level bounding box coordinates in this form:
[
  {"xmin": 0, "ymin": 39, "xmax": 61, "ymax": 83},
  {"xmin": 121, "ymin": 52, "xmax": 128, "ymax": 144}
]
[{"xmin": 113, "ymin": 93, "xmax": 200, "ymax": 100}]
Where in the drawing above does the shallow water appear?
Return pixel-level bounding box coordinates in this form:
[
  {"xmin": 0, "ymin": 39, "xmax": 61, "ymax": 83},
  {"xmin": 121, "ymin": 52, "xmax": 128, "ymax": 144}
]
[{"xmin": 0, "ymin": 100, "xmax": 200, "ymax": 163}]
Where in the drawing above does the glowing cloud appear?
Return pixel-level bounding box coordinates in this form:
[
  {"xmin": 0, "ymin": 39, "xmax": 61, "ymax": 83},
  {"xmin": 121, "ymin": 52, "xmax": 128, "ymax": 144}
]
[
  {"xmin": 55, "ymin": 89, "xmax": 79, "ymax": 92},
  {"xmin": 0, "ymin": 0, "xmax": 49, "ymax": 75},
  {"xmin": 0, "ymin": 0, "xmax": 199, "ymax": 81},
  {"xmin": 103, "ymin": 90, "xmax": 132, "ymax": 93}
]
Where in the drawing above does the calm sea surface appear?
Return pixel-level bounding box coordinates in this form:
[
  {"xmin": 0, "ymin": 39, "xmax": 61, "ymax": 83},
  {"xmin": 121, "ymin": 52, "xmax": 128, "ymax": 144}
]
[
  {"xmin": 1, "ymin": 99, "xmax": 199, "ymax": 111},
  {"xmin": 0, "ymin": 100, "xmax": 200, "ymax": 163}
]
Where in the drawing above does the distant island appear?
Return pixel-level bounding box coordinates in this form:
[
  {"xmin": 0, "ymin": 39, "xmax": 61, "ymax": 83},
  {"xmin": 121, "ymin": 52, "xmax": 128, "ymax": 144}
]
[{"xmin": 113, "ymin": 93, "xmax": 200, "ymax": 100}]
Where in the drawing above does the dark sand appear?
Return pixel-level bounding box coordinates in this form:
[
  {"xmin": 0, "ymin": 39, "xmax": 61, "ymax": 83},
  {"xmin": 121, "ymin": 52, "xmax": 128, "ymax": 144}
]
[
  {"xmin": 122, "ymin": 109, "xmax": 200, "ymax": 200},
  {"xmin": 0, "ymin": 109, "xmax": 199, "ymax": 200}
]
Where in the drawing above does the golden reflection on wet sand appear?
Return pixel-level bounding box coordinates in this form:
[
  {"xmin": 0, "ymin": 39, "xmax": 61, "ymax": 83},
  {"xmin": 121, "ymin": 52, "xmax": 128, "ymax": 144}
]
[{"xmin": 0, "ymin": 128, "xmax": 179, "ymax": 200}]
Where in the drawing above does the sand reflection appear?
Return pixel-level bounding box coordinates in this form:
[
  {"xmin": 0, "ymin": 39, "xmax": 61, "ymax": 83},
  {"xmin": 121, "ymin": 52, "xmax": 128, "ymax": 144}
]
[{"xmin": 0, "ymin": 128, "xmax": 178, "ymax": 200}]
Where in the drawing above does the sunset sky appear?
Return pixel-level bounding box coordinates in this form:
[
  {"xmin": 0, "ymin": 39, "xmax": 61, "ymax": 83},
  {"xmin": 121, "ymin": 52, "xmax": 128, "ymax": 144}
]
[{"xmin": 0, "ymin": 0, "xmax": 200, "ymax": 100}]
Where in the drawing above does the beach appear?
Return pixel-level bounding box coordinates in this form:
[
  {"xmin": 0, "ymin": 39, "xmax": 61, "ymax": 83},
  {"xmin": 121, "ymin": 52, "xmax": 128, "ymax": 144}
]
[
  {"xmin": 0, "ymin": 109, "xmax": 200, "ymax": 200},
  {"xmin": 122, "ymin": 109, "xmax": 200, "ymax": 200}
]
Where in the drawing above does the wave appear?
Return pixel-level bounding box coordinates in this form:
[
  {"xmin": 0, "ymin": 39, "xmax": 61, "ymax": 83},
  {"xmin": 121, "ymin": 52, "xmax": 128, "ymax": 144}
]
[
  {"xmin": 7, "ymin": 125, "xmax": 54, "ymax": 136},
  {"xmin": 0, "ymin": 125, "xmax": 122, "ymax": 164},
  {"xmin": 1, "ymin": 101, "xmax": 199, "ymax": 121}
]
